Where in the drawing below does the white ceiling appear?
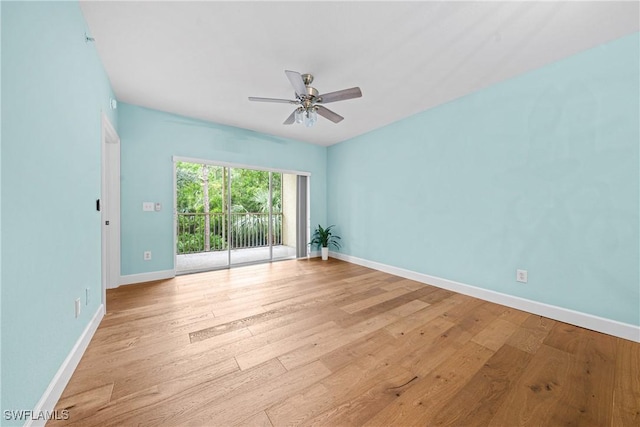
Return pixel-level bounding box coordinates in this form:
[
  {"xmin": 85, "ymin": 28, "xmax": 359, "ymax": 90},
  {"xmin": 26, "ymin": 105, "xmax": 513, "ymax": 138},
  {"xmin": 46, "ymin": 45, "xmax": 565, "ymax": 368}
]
[{"xmin": 80, "ymin": 1, "xmax": 639, "ymax": 146}]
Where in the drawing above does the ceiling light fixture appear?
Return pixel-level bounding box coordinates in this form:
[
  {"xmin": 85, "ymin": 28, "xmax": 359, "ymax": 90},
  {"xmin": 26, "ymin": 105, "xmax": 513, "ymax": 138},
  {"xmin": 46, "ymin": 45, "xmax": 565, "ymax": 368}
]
[{"xmin": 295, "ymin": 106, "xmax": 318, "ymax": 127}]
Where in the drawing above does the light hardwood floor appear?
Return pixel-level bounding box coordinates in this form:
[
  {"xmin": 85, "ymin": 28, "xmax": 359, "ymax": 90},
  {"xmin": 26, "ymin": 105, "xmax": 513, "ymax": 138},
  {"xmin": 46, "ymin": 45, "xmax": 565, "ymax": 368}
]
[{"xmin": 51, "ymin": 259, "xmax": 639, "ymax": 426}]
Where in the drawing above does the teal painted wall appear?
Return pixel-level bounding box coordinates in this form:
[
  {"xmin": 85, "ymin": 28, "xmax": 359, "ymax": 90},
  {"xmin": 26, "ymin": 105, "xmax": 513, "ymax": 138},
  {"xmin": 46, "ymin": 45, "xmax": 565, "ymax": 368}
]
[
  {"xmin": 118, "ymin": 104, "xmax": 327, "ymax": 276},
  {"xmin": 328, "ymin": 33, "xmax": 640, "ymax": 326},
  {"xmin": 1, "ymin": 1, "xmax": 116, "ymax": 422}
]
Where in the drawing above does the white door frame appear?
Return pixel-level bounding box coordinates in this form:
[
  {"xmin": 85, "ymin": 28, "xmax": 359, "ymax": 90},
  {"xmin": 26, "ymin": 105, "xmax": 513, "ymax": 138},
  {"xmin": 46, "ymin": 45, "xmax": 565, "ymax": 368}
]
[{"xmin": 101, "ymin": 113, "xmax": 121, "ymax": 306}]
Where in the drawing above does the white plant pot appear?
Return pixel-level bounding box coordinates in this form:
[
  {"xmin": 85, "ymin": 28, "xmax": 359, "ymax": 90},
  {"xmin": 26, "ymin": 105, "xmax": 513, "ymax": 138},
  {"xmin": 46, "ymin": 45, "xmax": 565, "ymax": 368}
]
[{"xmin": 321, "ymin": 247, "xmax": 329, "ymax": 261}]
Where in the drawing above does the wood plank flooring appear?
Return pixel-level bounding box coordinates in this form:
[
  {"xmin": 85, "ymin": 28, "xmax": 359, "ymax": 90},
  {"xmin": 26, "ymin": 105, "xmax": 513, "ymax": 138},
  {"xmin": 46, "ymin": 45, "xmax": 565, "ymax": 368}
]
[{"xmin": 51, "ymin": 259, "xmax": 640, "ymax": 426}]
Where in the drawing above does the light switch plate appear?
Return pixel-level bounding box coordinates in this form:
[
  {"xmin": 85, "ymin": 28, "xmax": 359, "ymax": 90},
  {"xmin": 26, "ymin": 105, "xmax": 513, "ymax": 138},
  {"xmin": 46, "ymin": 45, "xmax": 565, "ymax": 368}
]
[{"xmin": 143, "ymin": 202, "xmax": 154, "ymax": 211}]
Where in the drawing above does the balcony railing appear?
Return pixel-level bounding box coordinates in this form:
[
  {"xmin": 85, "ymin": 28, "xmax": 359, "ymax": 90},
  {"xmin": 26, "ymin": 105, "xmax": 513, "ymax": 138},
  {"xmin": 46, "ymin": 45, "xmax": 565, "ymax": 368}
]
[{"xmin": 177, "ymin": 212, "xmax": 283, "ymax": 254}]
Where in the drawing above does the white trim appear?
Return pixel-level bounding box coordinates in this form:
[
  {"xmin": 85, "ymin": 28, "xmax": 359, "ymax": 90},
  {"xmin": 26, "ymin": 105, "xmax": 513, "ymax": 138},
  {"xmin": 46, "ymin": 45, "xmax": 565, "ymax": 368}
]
[
  {"xmin": 101, "ymin": 112, "xmax": 121, "ymax": 300},
  {"xmin": 119, "ymin": 269, "xmax": 176, "ymax": 286},
  {"xmin": 173, "ymin": 160, "xmax": 178, "ymax": 273},
  {"xmin": 330, "ymin": 251, "xmax": 640, "ymax": 343},
  {"xmin": 27, "ymin": 305, "xmax": 105, "ymax": 427},
  {"xmin": 306, "ymin": 176, "xmax": 311, "ymax": 257},
  {"xmin": 172, "ymin": 155, "xmax": 311, "ymax": 177}
]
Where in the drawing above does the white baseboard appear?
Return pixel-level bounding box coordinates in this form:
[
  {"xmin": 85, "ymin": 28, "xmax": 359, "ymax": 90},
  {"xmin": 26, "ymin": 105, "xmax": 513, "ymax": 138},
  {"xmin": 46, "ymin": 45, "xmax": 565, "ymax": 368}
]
[
  {"xmin": 330, "ymin": 251, "xmax": 640, "ymax": 343},
  {"xmin": 27, "ymin": 304, "xmax": 105, "ymax": 427},
  {"xmin": 119, "ymin": 269, "xmax": 176, "ymax": 286}
]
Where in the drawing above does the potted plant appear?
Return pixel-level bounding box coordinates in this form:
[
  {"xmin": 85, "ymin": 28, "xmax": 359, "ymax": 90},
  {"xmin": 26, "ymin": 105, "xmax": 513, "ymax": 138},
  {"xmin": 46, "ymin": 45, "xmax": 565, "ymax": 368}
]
[{"xmin": 310, "ymin": 224, "xmax": 341, "ymax": 261}]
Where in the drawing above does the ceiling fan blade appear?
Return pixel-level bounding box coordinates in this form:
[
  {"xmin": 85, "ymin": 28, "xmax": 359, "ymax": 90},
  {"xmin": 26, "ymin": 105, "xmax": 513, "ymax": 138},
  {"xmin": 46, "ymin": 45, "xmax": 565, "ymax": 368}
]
[
  {"xmin": 248, "ymin": 96, "xmax": 297, "ymax": 104},
  {"xmin": 318, "ymin": 87, "xmax": 362, "ymax": 104},
  {"xmin": 316, "ymin": 105, "xmax": 344, "ymax": 123},
  {"xmin": 283, "ymin": 110, "xmax": 297, "ymax": 125},
  {"xmin": 285, "ymin": 70, "xmax": 307, "ymax": 97}
]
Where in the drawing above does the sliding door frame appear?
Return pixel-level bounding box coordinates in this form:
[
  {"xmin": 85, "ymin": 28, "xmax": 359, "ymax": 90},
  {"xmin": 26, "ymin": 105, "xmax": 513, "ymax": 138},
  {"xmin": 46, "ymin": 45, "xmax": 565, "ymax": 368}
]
[{"xmin": 172, "ymin": 156, "xmax": 311, "ymax": 272}]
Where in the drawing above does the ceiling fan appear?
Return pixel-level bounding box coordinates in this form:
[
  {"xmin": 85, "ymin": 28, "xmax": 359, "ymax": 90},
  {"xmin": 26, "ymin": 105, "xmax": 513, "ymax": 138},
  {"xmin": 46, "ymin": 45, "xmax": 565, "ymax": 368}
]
[{"xmin": 248, "ymin": 70, "xmax": 362, "ymax": 127}]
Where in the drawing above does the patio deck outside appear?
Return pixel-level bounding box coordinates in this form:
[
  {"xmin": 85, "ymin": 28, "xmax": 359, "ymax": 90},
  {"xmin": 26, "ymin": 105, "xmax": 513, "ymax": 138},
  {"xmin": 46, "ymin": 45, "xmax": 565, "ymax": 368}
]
[{"xmin": 176, "ymin": 245, "xmax": 297, "ymax": 273}]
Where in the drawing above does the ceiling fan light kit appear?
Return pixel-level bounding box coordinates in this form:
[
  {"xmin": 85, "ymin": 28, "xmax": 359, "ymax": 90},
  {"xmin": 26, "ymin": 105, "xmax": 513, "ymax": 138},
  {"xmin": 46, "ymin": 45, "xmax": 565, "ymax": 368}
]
[
  {"xmin": 295, "ymin": 108, "xmax": 318, "ymax": 127},
  {"xmin": 249, "ymin": 70, "xmax": 362, "ymax": 128}
]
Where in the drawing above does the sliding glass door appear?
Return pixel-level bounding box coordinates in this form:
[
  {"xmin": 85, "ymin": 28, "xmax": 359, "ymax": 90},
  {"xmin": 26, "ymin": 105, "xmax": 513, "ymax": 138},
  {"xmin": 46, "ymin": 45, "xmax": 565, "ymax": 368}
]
[{"xmin": 175, "ymin": 160, "xmax": 305, "ymax": 274}]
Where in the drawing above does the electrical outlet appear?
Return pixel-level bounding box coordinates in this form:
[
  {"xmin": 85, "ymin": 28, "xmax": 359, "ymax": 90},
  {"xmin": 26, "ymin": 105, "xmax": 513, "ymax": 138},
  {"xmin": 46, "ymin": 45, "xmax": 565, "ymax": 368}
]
[
  {"xmin": 144, "ymin": 251, "xmax": 152, "ymax": 261},
  {"xmin": 85, "ymin": 288, "xmax": 90, "ymax": 306},
  {"xmin": 75, "ymin": 298, "xmax": 81, "ymax": 318},
  {"xmin": 516, "ymin": 269, "xmax": 528, "ymax": 283}
]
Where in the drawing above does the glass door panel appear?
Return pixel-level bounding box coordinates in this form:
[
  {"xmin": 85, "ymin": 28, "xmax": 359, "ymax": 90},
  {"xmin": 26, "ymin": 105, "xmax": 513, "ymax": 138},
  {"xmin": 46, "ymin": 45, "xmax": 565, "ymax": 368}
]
[
  {"xmin": 207, "ymin": 165, "xmax": 229, "ymax": 269},
  {"xmin": 175, "ymin": 162, "xmax": 229, "ymax": 273},
  {"xmin": 274, "ymin": 173, "xmax": 297, "ymax": 260},
  {"xmin": 229, "ymin": 168, "xmax": 271, "ymax": 266}
]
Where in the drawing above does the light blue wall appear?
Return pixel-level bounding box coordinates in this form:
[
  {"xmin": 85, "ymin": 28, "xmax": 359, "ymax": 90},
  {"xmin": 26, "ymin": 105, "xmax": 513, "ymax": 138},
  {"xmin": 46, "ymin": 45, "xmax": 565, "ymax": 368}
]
[
  {"xmin": 328, "ymin": 33, "xmax": 640, "ymax": 326},
  {"xmin": 1, "ymin": 1, "xmax": 116, "ymax": 422},
  {"xmin": 118, "ymin": 104, "xmax": 327, "ymax": 276}
]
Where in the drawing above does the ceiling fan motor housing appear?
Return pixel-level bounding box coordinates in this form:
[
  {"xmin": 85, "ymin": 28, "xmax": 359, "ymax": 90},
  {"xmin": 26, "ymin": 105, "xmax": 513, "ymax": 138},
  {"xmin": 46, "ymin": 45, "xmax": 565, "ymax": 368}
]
[
  {"xmin": 305, "ymin": 86, "xmax": 319, "ymax": 98},
  {"xmin": 299, "ymin": 73, "xmax": 319, "ymax": 100}
]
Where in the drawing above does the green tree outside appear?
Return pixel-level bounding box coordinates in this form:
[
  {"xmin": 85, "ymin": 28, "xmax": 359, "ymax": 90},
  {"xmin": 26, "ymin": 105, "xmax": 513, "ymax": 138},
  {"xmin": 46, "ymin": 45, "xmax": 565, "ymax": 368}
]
[{"xmin": 176, "ymin": 162, "xmax": 282, "ymax": 253}]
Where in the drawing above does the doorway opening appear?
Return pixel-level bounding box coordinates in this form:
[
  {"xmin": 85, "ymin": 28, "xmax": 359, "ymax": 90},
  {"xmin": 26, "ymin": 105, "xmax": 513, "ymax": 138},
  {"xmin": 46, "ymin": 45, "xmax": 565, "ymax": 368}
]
[
  {"xmin": 174, "ymin": 159, "xmax": 308, "ymax": 274},
  {"xmin": 101, "ymin": 114, "xmax": 121, "ymax": 306}
]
